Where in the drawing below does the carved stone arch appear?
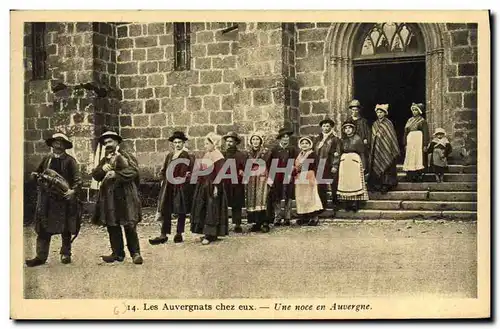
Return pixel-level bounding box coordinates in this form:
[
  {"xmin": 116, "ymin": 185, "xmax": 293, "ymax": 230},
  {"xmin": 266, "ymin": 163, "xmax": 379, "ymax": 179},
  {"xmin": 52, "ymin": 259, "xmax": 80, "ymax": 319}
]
[{"xmin": 325, "ymin": 22, "xmax": 445, "ymax": 134}]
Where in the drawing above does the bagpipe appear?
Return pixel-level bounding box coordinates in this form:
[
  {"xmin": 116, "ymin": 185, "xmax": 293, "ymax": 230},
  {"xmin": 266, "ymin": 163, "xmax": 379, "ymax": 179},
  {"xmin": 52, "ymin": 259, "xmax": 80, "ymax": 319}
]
[{"xmin": 31, "ymin": 169, "xmax": 70, "ymax": 197}]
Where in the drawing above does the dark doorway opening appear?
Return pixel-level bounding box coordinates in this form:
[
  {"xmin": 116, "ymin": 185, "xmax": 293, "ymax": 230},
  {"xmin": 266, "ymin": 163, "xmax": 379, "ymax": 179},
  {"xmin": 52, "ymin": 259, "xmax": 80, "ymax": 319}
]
[{"xmin": 353, "ymin": 59, "xmax": 426, "ymax": 163}]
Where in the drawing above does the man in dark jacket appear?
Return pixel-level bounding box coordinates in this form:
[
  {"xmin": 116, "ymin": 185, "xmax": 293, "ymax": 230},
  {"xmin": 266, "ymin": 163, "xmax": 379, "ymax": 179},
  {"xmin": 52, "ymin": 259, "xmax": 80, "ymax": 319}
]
[
  {"xmin": 222, "ymin": 132, "xmax": 247, "ymax": 233},
  {"xmin": 25, "ymin": 133, "xmax": 82, "ymax": 267},
  {"xmin": 313, "ymin": 118, "xmax": 341, "ymax": 213},
  {"xmin": 92, "ymin": 131, "xmax": 143, "ymax": 265}
]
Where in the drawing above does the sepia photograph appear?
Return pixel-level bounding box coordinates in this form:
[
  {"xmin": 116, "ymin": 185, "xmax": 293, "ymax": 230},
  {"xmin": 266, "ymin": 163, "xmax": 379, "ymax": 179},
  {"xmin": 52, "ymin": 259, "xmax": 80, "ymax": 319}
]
[{"xmin": 10, "ymin": 10, "xmax": 490, "ymax": 319}]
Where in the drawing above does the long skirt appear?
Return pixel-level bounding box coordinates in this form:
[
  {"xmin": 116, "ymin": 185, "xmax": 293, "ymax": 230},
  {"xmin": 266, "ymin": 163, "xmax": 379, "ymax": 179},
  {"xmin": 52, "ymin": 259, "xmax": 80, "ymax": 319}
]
[
  {"xmin": 294, "ymin": 170, "xmax": 323, "ymax": 215},
  {"xmin": 403, "ymin": 131, "xmax": 424, "ymax": 171},
  {"xmin": 337, "ymin": 153, "xmax": 369, "ymax": 201},
  {"xmin": 190, "ymin": 181, "xmax": 229, "ymax": 238},
  {"xmin": 247, "ymin": 174, "xmax": 269, "ymax": 214}
]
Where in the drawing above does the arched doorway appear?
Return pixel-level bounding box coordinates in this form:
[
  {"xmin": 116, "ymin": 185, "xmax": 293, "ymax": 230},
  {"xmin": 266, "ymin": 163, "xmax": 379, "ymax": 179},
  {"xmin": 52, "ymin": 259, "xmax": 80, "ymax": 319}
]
[
  {"xmin": 353, "ymin": 23, "xmax": 426, "ymax": 161},
  {"xmin": 325, "ymin": 22, "xmax": 445, "ymax": 159}
]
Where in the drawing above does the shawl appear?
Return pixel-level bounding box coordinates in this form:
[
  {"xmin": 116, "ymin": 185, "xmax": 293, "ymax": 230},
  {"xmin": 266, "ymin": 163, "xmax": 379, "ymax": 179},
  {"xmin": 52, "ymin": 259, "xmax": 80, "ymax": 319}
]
[
  {"xmin": 296, "ymin": 149, "xmax": 313, "ymax": 166},
  {"xmin": 316, "ymin": 130, "xmax": 337, "ymax": 150},
  {"xmin": 405, "ymin": 115, "xmax": 425, "ymax": 130},
  {"xmin": 370, "ymin": 118, "xmax": 400, "ymax": 175},
  {"xmin": 431, "ymin": 137, "xmax": 450, "ymax": 148}
]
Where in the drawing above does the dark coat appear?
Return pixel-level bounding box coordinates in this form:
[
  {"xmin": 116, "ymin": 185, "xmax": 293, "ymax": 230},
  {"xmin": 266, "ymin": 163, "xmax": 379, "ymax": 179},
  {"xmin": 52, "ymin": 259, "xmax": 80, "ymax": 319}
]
[
  {"xmin": 157, "ymin": 150, "xmax": 194, "ymax": 216},
  {"xmin": 313, "ymin": 132, "xmax": 341, "ymax": 183},
  {"xmin": 92, "ymin": 149, "xmax": 142, "ymax": 227},
  {"xmin": 222, "ymin": 147, "xmax": 247, "ymax": 209},
  {"xmin": 268, "ymin": 143, "xmax": 298, "ymax": 202},
  {"xmin": 34, "ymin": 153, "xmax": 82, "ymax": 235}
]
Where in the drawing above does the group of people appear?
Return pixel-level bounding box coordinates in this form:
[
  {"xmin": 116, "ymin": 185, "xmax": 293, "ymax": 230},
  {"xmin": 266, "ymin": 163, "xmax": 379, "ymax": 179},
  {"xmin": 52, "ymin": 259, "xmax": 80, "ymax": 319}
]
[{"xmin": 25, "ymin": 99, "xmax": 452, "ymax": 267}]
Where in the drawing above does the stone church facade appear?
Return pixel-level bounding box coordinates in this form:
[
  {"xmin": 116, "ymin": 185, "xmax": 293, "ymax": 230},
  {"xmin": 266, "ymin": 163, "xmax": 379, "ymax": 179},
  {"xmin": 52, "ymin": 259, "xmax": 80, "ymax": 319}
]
[{"xmin": 23, "ymin": 22, "xmax": 478, "ymax": 210}]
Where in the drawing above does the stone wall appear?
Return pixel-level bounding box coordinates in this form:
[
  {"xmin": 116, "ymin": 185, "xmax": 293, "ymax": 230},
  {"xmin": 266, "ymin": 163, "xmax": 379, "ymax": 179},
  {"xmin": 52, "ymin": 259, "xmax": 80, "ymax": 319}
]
[{"xmin": 442, "ymin": 23, "xmax": 478, "ymax": 155}]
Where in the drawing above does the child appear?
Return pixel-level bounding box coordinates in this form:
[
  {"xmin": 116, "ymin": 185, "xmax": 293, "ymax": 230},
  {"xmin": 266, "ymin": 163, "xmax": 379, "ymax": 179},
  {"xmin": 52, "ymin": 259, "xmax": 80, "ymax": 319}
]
[
  {"xmin": 337, "ymin": 121, "xmax": 369, "ymax": 212},
  {"xmin": 427, "ymin": 128, "xmax": 452, "ymax": 183},
  {"xmin": 294, "ymin": 136, "xmax": 324, "ymax": 226}
]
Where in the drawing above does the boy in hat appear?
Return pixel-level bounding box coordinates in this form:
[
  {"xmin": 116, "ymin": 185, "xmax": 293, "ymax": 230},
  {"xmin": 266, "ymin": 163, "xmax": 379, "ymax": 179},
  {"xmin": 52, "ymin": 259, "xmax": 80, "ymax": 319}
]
[
  {"xmin": 91, "ymin": 131, "xmax": 144, "ymax": 265},
  {"xmin": 313, "ymin": 117, "xmax": 341, "ymax": 213},
  {"xmin": 268, "ymin": 127, "xmax": 297, "ymax": 226},
  {"xmin": 149, "ymin": 131, "xmax": 193, "ymax": 244},
  {"xmin": 25, "ymin": 133, "xmax": 82, "ymax": 267},
  {"xmin": 222, "ymin": 131, "xmax": 247, "ymax": 233},
  {"xmin": 427, "ymin": 128, "xmax": 453, "ymax": 183}
]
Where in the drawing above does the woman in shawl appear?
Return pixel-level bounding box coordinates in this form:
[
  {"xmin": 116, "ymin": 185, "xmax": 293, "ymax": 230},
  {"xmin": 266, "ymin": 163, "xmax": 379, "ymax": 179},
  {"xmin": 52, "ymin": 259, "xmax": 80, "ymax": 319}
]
[
  {"xmin": 246, "ymin": 131, "xmax": 272, "ymax": 233},
  {"xmin": 294, "ymin": 136, "xmax": 324, "ymax": 226},
  {"xmin": 337, "ymin": 120, "xmax": 369, "ymax": 212},
  {"xmin": 402, "ymin": 103, "xmax": 430, "ymax": 182},
  {"xmin": 368, "ymin": 104, "xmax": 400, "ymax": 194},
  {"xmin": 427, "ymin": 128, "xmax": 453, "ymax": 183},
  {"xmin": 190, "ymin": 132, "xmax": 229, "ymax": 245}
]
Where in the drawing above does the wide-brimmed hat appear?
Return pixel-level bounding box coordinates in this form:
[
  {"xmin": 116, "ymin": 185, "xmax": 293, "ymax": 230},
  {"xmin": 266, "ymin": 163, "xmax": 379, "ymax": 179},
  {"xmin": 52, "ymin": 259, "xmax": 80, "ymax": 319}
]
[
  {"xmin": 319, "ymin": 117, "xmax": 335, "ymax": 127},
  {"xmin": 411, "ymin": 102, "xmax": 425, "ymax": 115},
  {"xmin": 46, "ymin": 132, "xmax": 73, "ymax": 149},
  {"xmin": 222, "ymin": 131, "xmax": 242, "ymax": 144},
  {"xmin": 341, "ymin": 120, "xmax": 356, "ymax": 130},
  {"xmin": 433, "ymin": 128, "xmax": 447, "ymax": 136},
  {"xmin": 168, "ymin": 131, "xmax": 188, "ymax": 142},
  {"xmin": 348, "ymin": 99, "xmax": 362, "ymax": 109},
  {"xmin": 375, "ymin": 104, "xmax": 389, "ymax": 115},
  {"xmin": 98, "ymin": 131, "xmax": 123, "ymax": 145},
  {"xmin": 277, "ymin": 128, "xmax": 294, "ymax": 139}
]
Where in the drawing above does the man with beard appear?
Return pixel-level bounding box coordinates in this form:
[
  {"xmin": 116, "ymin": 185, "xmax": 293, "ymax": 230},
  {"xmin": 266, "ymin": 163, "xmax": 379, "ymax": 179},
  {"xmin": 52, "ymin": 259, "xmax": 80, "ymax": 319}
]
[
  {"xmin": 25, "ymin": 133, "xmax": 82, "ymax": 267},
  {"xmin": 222, "ymin": 131, "xmax": 247, "ymax": 233},
  {"xmin": 92, "ymin": 131, "xmax": 143, "ymax": 264},
  {"xmin": 313, "ymin": 117, "xmax": 341, "ymax": 214}
]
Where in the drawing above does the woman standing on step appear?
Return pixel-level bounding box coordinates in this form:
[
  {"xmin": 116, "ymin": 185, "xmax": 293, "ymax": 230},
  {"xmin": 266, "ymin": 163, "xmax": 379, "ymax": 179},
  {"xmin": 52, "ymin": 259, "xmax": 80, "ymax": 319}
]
[
  {"xmin": 368, "ymin": 104, "xmax": 400, "ymax": 194},
  {"xmin": 337, "ymin": 120, "xmax": 369, "ymax": 212},
  {"xmin": 245, "ymin": 131, "xmax": 272, "ymax": 233},
  {"xmin": 190, "ymin": 132, "xmax": 229, "ymax": 245},
  {"xmin": 293, "ymin": 136, "xmax": 324, "ymax": 226},
  {"xmin": 402, "ymin": 103, "xmax": 430, "ymax": 182}
]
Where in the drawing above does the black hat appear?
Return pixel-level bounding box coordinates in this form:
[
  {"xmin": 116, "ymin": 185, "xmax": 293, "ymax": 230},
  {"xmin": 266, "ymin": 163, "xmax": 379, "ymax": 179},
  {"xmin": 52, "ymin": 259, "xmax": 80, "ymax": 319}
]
[
  {"xmin": 341, "ymin": 120, "xmax": 356, "ymax": 130},
  {"xmin": 222, "ymin": 131, "xmax": 242, "ymax": 144},
  {"xmin": 168, "ymin": 131, "xmax": 188, "ymax": 142},
  {"xmin": 348, "ymin": 99, "xmax": 362, "ymax": 109},
  {"xmin": 319, "ymin": 117, "xmax": 335, "ymax": 127},
  {"xmin": 98, "ymin": 131, "xmax": 123, "ymax": 145},
  {"xmin": 46, "ymin": 132, "xmax": 73, "ymax": 149},
  {"xmin": 277, "ymin": 128, "xmax": 294, "ymax": 139}
]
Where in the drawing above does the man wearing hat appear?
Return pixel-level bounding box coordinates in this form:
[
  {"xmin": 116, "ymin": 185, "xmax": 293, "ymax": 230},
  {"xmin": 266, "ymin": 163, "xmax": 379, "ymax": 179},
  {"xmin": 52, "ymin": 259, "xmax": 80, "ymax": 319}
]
[
  {"xmin": 25, "ymin": 133, "xmax": 82, "ymax": 267},
  {"xmin": 348, "ymin": 99, "xmax": 371, "ymax": 159},
  {"xmin": 222, "ymin": 131, "xmax": 247, "ymax": 233},
  {"xmin": 267, "ymin": 127, "xmax": 298, "ymax": 226},
  {"xmin": 91, "ymin": 131, "xmax": 144, "ymax": 265},
  {"xmin": 313, "ymin": 117, "xmax": 341, "ymax": 213},
  {"xmin": 149, "ymin": 131, "xmax": 193, "ymax": 245}
]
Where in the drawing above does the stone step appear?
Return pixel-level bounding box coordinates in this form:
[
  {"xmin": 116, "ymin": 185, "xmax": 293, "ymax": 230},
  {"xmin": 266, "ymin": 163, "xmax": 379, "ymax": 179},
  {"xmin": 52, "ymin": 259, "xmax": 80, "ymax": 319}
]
[
  {"xmin": 363, "ymin": 200, "xmax": 476, "ymax": 211},
  {"xmin": 393, "ymin": 182, "xmax": 477, "ymax": 191},
  {"xmin": 397, "ymin": 172, "xmax": 476, "ymax": 182},
  {"xmin": 367, "ymin": 191, "xmax": 477, "ymax": 202},
  {"xmin": 318, "ymin": 209, "xmax": 477, "ymax": 221},
  {"xmin": 396, "ymin": 164, "xmax": 477, "ymax": 173}
]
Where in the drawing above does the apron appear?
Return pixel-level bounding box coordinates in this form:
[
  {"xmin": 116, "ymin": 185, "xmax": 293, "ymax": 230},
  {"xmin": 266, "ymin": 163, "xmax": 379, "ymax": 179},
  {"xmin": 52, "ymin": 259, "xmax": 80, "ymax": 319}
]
[
  {"xmin": 337, "ymin": 153, "xmax": 369, "ymax": 200},
  {"xmin": 403, "ymin": 131, "xmax": 424, "ymax": 171}
]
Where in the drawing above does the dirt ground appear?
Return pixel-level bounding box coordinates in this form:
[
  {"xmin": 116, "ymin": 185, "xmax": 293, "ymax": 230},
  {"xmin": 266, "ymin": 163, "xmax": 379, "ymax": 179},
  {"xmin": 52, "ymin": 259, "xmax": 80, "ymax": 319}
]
[{"xmin": 23, "ymin": 219, "xmax": 477, "ymax": 299}]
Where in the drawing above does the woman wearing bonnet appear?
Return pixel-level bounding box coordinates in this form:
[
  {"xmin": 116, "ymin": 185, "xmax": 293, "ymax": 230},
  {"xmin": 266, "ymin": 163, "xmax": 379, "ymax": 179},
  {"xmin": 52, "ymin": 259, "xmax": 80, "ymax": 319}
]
[
  {"xmin": 190, "ymin": 132, "xmax": 229, "ymax": 245},
  {"xmin": 402, "ymin": 103, "xmax": 430, "ymax": 182}
]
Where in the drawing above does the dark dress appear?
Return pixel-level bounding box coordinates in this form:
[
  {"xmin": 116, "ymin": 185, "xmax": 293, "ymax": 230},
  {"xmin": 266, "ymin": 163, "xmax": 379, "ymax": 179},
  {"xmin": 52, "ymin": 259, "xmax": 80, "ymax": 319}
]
[
  {"xmin": 156, "ymin": 150, "xmax": 194, "ymax": 217},
  {"xmin": 352, "ymin": 116, "xmax": 371, "ymax": 159},
  {"xmin": 427, "ymin": 139, "xmax": 453, "ymax": 175},
  {"xmin": 268, "ymin": 143, "xmax": 298, "ymax": 203},
  {"xmin": 190, "ymin": 152, "xmax": 229, "ymax": 238},
  {"xmin": 313, "ymin": 132, "xmax": 341, "ymax": 208},
  {"xmin": 92, "ymin": 150, "xmax": 142, "ymax": 227},
  {"xmin": 34, "ymin": 153, "xmax": 82, "ymax": 235},
  {"xmin": 246, "ymin": 146, "xmax": 271, "ymax": 224},
  {"xmin": 222, "ymin": 146, "xmax": 247, "ymax": 211}
]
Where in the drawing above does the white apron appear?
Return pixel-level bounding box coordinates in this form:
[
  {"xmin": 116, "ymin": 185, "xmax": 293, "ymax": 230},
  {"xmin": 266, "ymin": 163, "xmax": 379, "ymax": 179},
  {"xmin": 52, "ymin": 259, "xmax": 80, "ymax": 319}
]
[
  {"xmin": 294, "ymin": 152, "xmax": 323, "ymax": 215},
  {"xmin": 403, "ymin": 130, "xmax": 424, "ymax": 171},
  {"xmin": 337, "ymin": 153, "xmax": 369, "ymax": 200}
]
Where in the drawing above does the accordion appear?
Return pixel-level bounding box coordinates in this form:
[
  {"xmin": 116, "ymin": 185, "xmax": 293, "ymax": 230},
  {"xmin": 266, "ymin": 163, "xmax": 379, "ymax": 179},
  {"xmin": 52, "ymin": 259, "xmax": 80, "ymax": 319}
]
[{"xmin": 31, "ymin": 169, "xmax": 70, "ymax": 197}]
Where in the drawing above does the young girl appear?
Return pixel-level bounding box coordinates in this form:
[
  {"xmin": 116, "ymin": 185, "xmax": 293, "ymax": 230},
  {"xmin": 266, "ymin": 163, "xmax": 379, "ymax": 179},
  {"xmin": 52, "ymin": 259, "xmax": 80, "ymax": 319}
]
[
  {"xmin": 294, "ymin": 136, "xmax": 323, "ymax": 226},
  {"xmin": 337, "ymin": 121, "xmax": 369, "ymax": 212},
  {"xmin": 190, "ymin": 133, "xmax": 229, "ymax": 245},
  {"xmin": 427, "ymin": 128, "xmax": 453, "ymax": 183}
]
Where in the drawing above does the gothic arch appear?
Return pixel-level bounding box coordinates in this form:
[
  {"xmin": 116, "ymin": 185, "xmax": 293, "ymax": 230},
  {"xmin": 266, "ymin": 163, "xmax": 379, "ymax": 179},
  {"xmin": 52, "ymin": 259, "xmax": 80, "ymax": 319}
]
[{"xmin": 324, "ymin": 23, "xmax": 445, "ymax": 133}]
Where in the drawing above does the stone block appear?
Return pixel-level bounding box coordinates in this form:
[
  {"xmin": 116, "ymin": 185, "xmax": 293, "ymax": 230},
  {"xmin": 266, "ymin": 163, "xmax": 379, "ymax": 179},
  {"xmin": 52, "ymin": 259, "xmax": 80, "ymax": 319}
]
[
  {"xmin": 307, "ymin": 41, "xmax": 324, "ymax": 57},
  {"xmin": 121, "ymin": 100, "xmax": 143, "ymax": 114},
  {"xmin": 145, "ymin": 99, "xmax": 160, "ymax": 113},
  {"xmin": 117, "ymin": 62, "xmax": 138, "ymax": 75},
  {"xmin": 190, "ymin": 85, "xmax": 212, "ymax": 96},
  {"xmin": 300, "ymin": 88, "xmax": 325, "ymax": 101},
  {"xmin": 244, "ymin": 77, "xmax": 277, "ymax": 89},
  {"xmin": 298, "ymin": 28, "xmax": 328, "ymax": 42},
  {"xmin": 166, "ymin": 71, "xmax": 200, "ymax": 85},
  {"xmin": 150, "ymin": 113, "xmax": 167, "ymax": 127},
  {"xmin": 200, "ymin": 71, "xmax": 222, "ymax": 84},
  {"xmin": 135, "ymin": 36, "xmax": 158, "ymax": 48},
  {"xmin": 463, "ymin": 92, "xmax": 477, "ymax": 109},
  {"xmin": 446, "ymin": 23, "xmax": 467, "ymax": 30},
  {"xmin": 123, "ymin": 89, "xmax": 137, "ymax": 100},
  {"xmin": 454, "ymin": 110, "xmax": 477, "ymax": 122},
  {"xmin": 296, "ymin": 57, "xmax": 324, "ymax": 72},
  {"xmin": 147, "ymin": 47, "xmax": 165, "ymax": 60},
  {"xmin": 147, "ymin": 74, "xmax": 165, "ymax": 86},
  {"xmin": 195, "ymin": 58, "xmax": 212, "ymax": 70},
  {"xmin": 451, "ymin": 47, "xmax": 474, "ymax": 63},
  {"xmin": 186, "ymin": 97, "xmax": 203, "ymax": 111},
  {"xmin": 191, "ymin": 44, "xmax": 207, "ymax": 57},
  {"xmin": 444, "ymin": 93, "xmax": 463, "ymax": 109},
  {"xmin": 296, "ymin": 23, "xmax": 315, "ymax": 29},
  {"xmin": 171, "ymin": 112, "xmax": 192, "ymax": 126},
  {"xmin": 117, "ymin": 38, "xmax": 133, "ymax": 49},
  {"xmin": 119, "ymin": 75, "xmax": 147, "ymax": 88},
  {"xmin": 223, "ymin": 69, "xmax": 239, "ymax": 83},
  {"xmin": 209, "ymin": 111, "xmax": 233, "ymax": 124},
  {"xmin": 188, "ymin": 125, "xmax": 215, "ymax": 137},
  {"xmin": 192, "ymin": 112, "xmax": 209, "ymax": 125},
  {"xmin": 203, "ymin": 96, "xmax": 221, "ymax": 111},
  {"xmin": 161, "ymin": 97, "xmax": 185, "ymax": 113},
  {"xmin": 448, "ymin": 77, "xmax": 472, "ymax": 92},
  {"xmin": 140, "ymin": 62, "xmax": 158, "ymax": 74},
  {"xmin": 458, "ymin": 63, "xmax": 477, "ymax": 76},
  {"xmin": 136, "ymin": 139, "xmax": 156, "ymax": 152},
  {"xmin": 196, "ymin": 31, "xmax": 215, "ymax": 43},
  {"xmin": 133, "ymin": 49, "xmax": 146, "ymax": 60},
  {"xmin": 311, "ymin": 101, "xmax": 330, "ymax": 114},
  {"xmin": 120, "ymin": 115, "xmax": 132, "ymax": 127},
  {"xmin": 133, "ymin": 114, "xmax": 150, "ymax": 127},
  {"xmin": 239, "ymin": 33, "xmax": 258, "ymax": 48},
  {"xmin": 147, "ymin": 23, "xmax": 165, "ymax": 35},
  {"xmin": 171, "ymin": 85, "xmax": 190, "ymax": 98},
  {"xmin": 213, "ymin": 83, "xmax": 231, "ymax": 95},
  {"xmin": 297, "ymin": 72, "xmax": 323, "ymax": 86},
  {"xmin": 212, "ymin": 56, "xmax": 237, "ymax": 69},
  {"xmin": 207, "ymin": 42, "xmax": 231, "ymax": 56},
  {"xmin": 154, "ymin": 87, "xmax": 171, "ymax": 98},
  {"xmin": 253, "ymin": 89, "xmax": 272, "ymax": 106}
]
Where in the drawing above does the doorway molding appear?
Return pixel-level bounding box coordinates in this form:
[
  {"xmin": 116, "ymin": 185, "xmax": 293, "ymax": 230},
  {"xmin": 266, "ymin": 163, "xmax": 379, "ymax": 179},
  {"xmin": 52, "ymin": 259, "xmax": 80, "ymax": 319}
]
[{"xmin": 325, "ymin": 23, "xmax": 445, "ymax": 134}]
